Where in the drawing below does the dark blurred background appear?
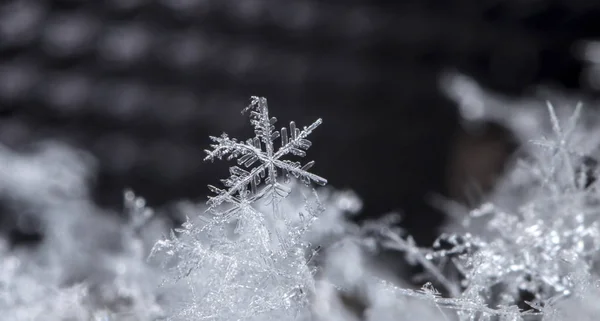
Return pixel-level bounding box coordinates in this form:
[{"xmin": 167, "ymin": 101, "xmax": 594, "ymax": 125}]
[{"xmin": 2, "ymin": 0, "xmax": 600, "ymax": 246}]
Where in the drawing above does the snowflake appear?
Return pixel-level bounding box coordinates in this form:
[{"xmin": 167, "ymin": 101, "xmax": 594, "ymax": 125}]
[
  {"xmin": 529, "ymin": 102, "xmax": 584, "ymax": 191},
  {"xmin": 204, "ymin": 96, "xmax": 327, "ymax": 212}
]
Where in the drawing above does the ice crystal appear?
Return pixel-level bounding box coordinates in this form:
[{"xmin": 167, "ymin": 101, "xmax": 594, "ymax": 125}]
[
  {"xmin": 150, "ymin": 97, "xmax": 326, "ymax": 321},
  {"xmin": 204, "ymin": 96, "xmax": 326, "ymax": 206}
]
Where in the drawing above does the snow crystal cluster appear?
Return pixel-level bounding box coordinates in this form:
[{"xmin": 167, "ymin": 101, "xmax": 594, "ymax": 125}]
[{"xmin": 1, "ymin": 95, "xmax": 600, "ymax": 321}]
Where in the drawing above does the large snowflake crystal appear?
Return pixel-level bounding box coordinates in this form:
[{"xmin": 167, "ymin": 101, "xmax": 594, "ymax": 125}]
[
  {"xmin": 150, "ymin": 97, "xmax": 326, "ymax": 321},
  {"xmin": 204, "ymin": 96, "xmax": 326, "ymax": 209}
]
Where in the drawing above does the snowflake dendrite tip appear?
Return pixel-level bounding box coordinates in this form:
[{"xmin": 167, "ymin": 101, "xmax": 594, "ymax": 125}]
[{"xmin": 203, "ymin": 96, "xmax": 327, "ymax": 210}]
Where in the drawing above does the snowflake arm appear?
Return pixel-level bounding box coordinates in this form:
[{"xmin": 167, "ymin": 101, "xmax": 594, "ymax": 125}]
[{"xmin": 203, "ymin": 134, "xmax": 263, "ymax": 163}]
